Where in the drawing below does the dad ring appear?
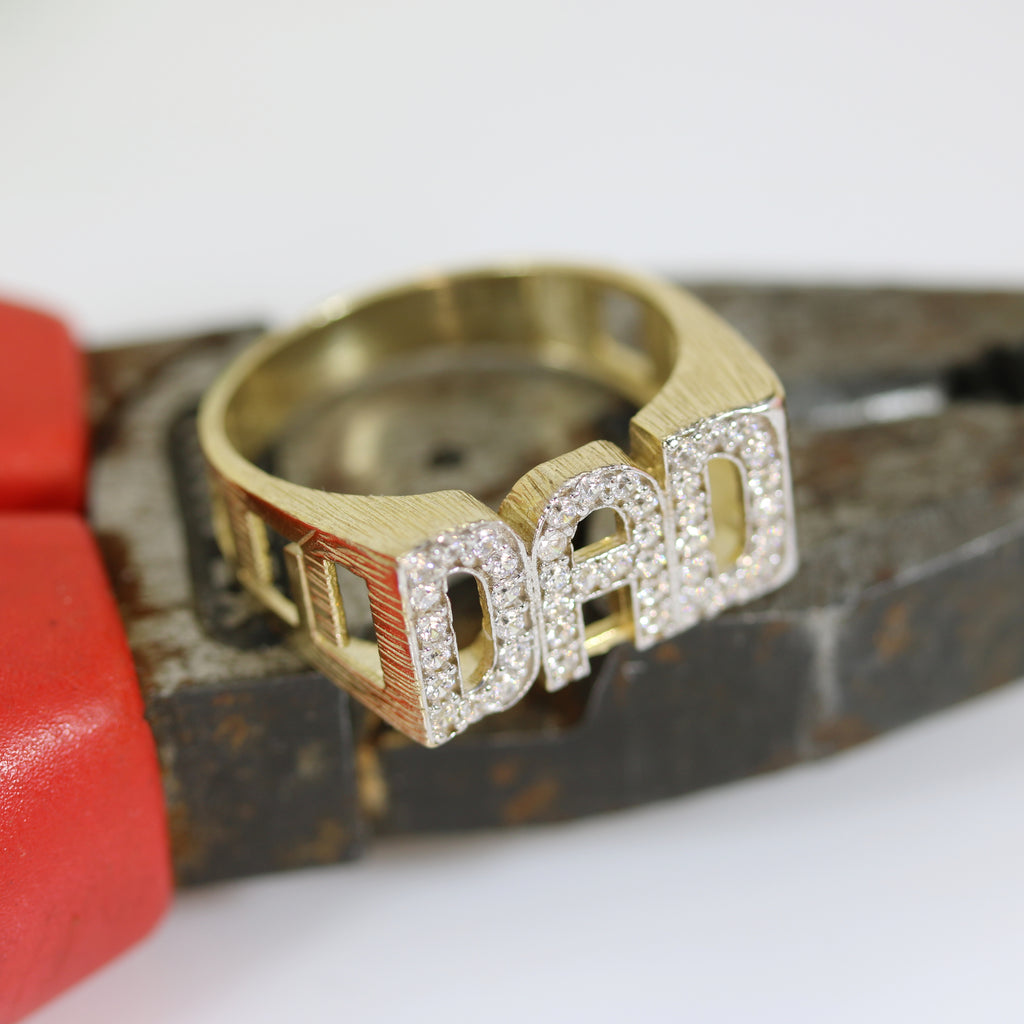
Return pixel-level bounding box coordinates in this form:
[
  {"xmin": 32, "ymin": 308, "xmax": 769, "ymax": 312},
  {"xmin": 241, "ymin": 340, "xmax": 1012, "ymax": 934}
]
[{"xmin": 198, "ymin": 264, "xmax": 798, "ymax": 746}]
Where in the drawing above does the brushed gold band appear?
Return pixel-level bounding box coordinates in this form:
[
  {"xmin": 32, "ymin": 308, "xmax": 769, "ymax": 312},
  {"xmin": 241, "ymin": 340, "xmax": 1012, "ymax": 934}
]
[{"xmin": 199, "ymin": 264, "xmax": 797, "ymax": 746}]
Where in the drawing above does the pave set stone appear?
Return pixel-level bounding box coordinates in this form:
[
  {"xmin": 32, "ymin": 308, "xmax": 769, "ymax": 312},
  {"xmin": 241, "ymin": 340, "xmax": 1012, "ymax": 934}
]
[
  {"xmin": 663, "ymin": 410, "xmax": 792, "ymax": 616},
  {"xmin": 532, "ymin": 464, "xmax": 677, "ymax": 690},
  {"xmin": 398, "ymin": 406, "xmax": 794, "ymax": 744},
  {"xmin": 398, "ymin": 521, "xmax": 540, "ymax": 746}
]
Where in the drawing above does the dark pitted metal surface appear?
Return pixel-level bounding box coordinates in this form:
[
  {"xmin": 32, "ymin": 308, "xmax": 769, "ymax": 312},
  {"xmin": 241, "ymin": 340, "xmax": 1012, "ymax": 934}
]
[{"xmin": 88, "ymin": 284, "xmax": 1024, "ymax": 885}]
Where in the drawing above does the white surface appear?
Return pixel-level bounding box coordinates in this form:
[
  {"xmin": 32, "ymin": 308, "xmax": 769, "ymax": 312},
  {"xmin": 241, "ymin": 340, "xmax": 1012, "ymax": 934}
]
[
  {"xmin": 31, "ymin": 684, "xmax": 1024, "ymax": 1024},
  {"xmin": 2, "ymin": 0, "xmax": 1023, "ymax": 343},
  {"xmin": 3, "ymin": 1, "xmax": 1024, "ymax": 1021}
]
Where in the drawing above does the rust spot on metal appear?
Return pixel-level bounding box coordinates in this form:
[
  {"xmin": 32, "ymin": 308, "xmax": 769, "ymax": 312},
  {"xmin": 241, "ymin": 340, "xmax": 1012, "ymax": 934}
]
[
  {"xmin": 653, "ymin": 643, "xmax": 683, "ymax": 664},
  {"xmin": 754, "ymin": 619, "xmax": 790, "ymax": 665},
  {"xmin": 92, "ymin": 529, "xmax": 160, "ymax": 618},
  {"xmin": 875, "ymin": 603, "xmax": 912, "ymax": 661},
  {"xmin": 277, "ymin": 819, "xmax": 350, "ymax": 868},
  {"xmin": 213, "ymin": 713, "xmax": 252, "ymax": 752},
  {"xmin": 165, "ymin": 802, "xmax": 216, "ymax": 881},
  {"xmin": 502, "ymin": 778, "xmax": 560, "ymax": 824},
  {"xmin": 489, "ymin": 759, "xmax": 521, "ymax": 787},
  {"xmin": 295, "ymin": 740, "xmax": 330, "ymax": 781},
  {"xmin": 756, "ymin": 747, "xmax": 800, "ymax": 773},
  {"xmin": 813, "ymin": 715, "xmax": 878, "ymax": 752}
]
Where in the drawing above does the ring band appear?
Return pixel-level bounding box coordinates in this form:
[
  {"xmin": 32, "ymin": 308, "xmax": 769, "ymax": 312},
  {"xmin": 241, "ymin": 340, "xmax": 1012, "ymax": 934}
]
[{"xmin": 198, "ymin": 264, "xmax": 798, "ymax": 746}]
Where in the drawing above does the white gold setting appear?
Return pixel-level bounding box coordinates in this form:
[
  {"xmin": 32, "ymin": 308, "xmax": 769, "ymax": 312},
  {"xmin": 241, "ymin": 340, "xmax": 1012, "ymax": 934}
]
[
  {"xmin": 398, "ymin": 521, "xmax": 541, "ymax": 746},
  {"xmin": 664, "ymin": 404, "xmax": 797, "ymax": 619},
  {"xmin": 532, "ymin": 464, "xmax": 678, "ymax": 691},
  {"xmin": 391, "ymin": 403, "xmax": 797, "ymax": 743}
]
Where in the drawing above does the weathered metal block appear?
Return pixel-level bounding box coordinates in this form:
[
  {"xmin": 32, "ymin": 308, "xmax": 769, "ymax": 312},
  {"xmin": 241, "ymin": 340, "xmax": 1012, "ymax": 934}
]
[
  {"xmin": 377, "ymin": 617, "xmax": 816, "ymax": 833},
  {"xmin": 829, "ymin": 523, "xmax": 1024, "ymax": 744},
  {"xmin": 147, "ymin": 673, "xmax": 363, "ymax": 885},
  {"xmin": 87, "ymin": 285, "xmax": 1024, "ymax": 884}
]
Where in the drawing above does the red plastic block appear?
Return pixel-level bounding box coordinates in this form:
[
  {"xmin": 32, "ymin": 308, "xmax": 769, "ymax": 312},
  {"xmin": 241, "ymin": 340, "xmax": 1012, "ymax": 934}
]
[
  {"xmin": 0, "ymin": 514, "xmax": 172, "ymax": 1024},
  {"xmin": 0, "ymin": 301, "xmax": 86, "ymax": 511}
]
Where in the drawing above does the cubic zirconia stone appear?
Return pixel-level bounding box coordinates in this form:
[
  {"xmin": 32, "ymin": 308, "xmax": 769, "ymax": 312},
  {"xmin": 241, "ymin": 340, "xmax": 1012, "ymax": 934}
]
[
  {"xmin": 608, "ymin": 547, "xmax": 633, "ymax": 580},
  {"xmin": 638, "ymin": 606, "xmax": 673, "ymax": 635},
  {"xmin": 430, "ymin": 714, "xmax": 460, "ymax": 743},
  {"xmin": 542, "ymin": 601, "xmax": 574, "ymax": 629},
  {"xmin": 470, "ymin": 528, "xmax": 500, "ymax": 561},
  {"xmin": 540, "ymin": 561, "xmax": 571, "ymax": 590},
  {"xmin": 573, "ymin": 478, "xmax": 602, "ymax": 509},
  {"xmin": 461, "ymin": 702, "xmax": 485, "ymax": 723},
  {"xmin": 429, "ymin": 543, "xmax": 457, "ymax": 569},
  {"xmin": 544, "ymin": 502, "xmax": 577, "ymax": 530},
  {"xmin": 402, "ymin": 551, "xmax": 433, "ymax": 577},
  {"xmin": 424, "ymin": 663, "xmax": 459, "ymax": 702},
  {"xmin": 417, "ymin": 611, "xmax": 449, "ymax": 646},
  {"xmin": 546, "ymin": 649, "xmax": 580, "ymax": 684},
  {"xmin": 496, "ymin": 605, "xmax": 530, "ymax": 634},
  {"xmin": 494, "ymin": 677, "xmax": 521, "ymax": 703},
  {"xmin": 490, "ymin": 576, "xmax": 524, "ymax": 607},
  {"xmin": 575, "ymin": 561, "xmax": 600, "ymax": 595},
  {"xmin": 638, "ymin": 489, "xmax": 659, "ymax": 512},
  {"xmin": 421, "ymin": 647, "xmax": 452, "ymax": 673},
  {"xmin": 535, "ymin": 530, "xmax": 569, "ymax": 562},
  {"xmin": 638, "ymin": 577, "xmax": 671, "ymax": 605},
  {"xmin": 706, "ymin": 582, "xmax": 728, "ymax": 612},
  {"xmin": 410, "ymin": 583, "xmax": 441, "ymax": 612},
  {"xmin": 673, "ymin": 474, "xmax": 703, "ymax": 500},
  {"xmin": 603, "ymin": 478, "xmax": 630, "ymax": 505},
  {"xmin": 503, "ymin": 637, "xmax": 535, "ymax": 671},
  {"xmin": 741, "ymin": 435, "xmax": 773, "ymax": 468},
  {"xmin": 637, "ymin": 553, "xmax": 667, "ymax": 580},
  {"xmin": 676, "ymin": 496, "xmax": 706, "ymax": 521},
  {"xmin": 681, "ymin": 553, "xmax": 711, "ymax": 585},
  {"xmin": 545, "ymin": 617, "xmax": 577, "ymax": 647},
  {"xmin": 632, "ymin": 521, "xmax": 661, "ymax": 549},
  {"xmin": 487, "ymin": 547, "xmax": 521, "ymax": 579}
]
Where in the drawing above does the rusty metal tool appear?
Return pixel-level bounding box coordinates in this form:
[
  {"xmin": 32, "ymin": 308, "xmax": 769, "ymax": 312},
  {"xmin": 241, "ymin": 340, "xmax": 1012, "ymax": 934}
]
[{"xmin": 88, "ymin": 283, "xmax": 1024, "ymax": 885}]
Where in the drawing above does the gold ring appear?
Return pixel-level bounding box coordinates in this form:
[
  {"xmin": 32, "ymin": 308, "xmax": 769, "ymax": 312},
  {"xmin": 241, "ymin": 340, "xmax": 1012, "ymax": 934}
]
[{"xmin": 198, "ymin": 264, "xmax": 798, "ymax": 746}]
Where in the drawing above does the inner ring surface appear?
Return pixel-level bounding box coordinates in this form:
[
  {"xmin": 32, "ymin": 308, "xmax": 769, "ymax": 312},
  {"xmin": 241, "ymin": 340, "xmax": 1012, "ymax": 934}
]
[
  {"xmin": 221, "ymin": 269, "xmax": 678, "ymax": 493},
  {"xmin": 272, "ymin": 353, "xmax": 639, "ymax": 507}
]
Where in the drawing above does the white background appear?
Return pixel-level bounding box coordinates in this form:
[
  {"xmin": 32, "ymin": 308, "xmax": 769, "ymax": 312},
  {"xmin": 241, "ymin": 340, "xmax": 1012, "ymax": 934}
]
[{"xmin": 3, "ymin": 1, "xmax": 1024, "ymax": 1021}]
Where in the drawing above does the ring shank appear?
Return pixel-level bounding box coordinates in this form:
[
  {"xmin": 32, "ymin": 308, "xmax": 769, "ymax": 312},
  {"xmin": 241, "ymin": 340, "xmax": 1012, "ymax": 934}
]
[
  {"xmin": 198, "ymin": 264, "xmax": 791, "ymax": 746},
  {"xmin": 221, "ymin": 268, "xmax": 678, "ymax": 468}
]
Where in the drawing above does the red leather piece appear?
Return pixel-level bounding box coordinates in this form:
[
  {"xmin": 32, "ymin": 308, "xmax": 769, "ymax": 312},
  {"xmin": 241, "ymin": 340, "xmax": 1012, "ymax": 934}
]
[
  {"xmin": 0, "ymin": 301, "xmax": 86, "ymax": 511},
  {"xmin": 0, "ymin": 514, "xmax": 172, "ymax": 1024}
]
